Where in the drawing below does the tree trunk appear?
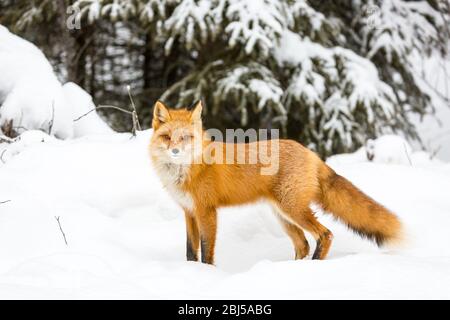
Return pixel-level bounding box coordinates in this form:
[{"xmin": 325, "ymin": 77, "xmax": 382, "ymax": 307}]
[{"xmin": 56, "ymin": 0, "xmax": 90, "ymax": 85}]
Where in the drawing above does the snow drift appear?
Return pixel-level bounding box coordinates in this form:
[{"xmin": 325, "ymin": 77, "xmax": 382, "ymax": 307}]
[
  {"xmin": 0, "ymin": 131, "xmax": 449, "ymax": 299},
  {"xmin": 62, "ymin": 82, "xmax": 114, "ymax": 137},
  {"xmin": 0, "ymin": 25, "xmax": 112, "ymax": 139}
]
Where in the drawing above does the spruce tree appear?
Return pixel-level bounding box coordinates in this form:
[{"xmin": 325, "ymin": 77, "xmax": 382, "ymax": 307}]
[{"xmin": 1, "ymin": 0, "xmax": 448, "ymax": 157}]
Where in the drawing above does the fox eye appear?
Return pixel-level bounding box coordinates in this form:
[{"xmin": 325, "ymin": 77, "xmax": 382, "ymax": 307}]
[
  {"xmin": 182, "ymin": 135, "xmax": 193, "ymax": 141},
  {"xmin": 160, "ymin": 134, "xmax": 170, "ymax": 141}
]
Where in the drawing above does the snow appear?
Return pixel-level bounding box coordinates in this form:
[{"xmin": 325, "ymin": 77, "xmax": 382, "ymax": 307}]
[
  {"xmin": 62, "ymin": 82, "xmax": 114, "ymax": 137},
  {"xmin": 224, "ymin": 0, "xmax": 286, "ymax": 55},
  {"xmin": 148, "ymin": 0, "xmax": 290, "ymax": 55},
  {"xmin": 364, "ymin": 0, "xmax": 445, "ymax": 62},
  {"xmin": 216, "ymin": 62, "xmax": 286, "ymax": 125},
  {"xmin": 276, "ymin": 31, "xmax": 396, "ymax": 115},
  {"xmin": 163, "ymin": 0, "xmax": 212, "ymax": 54},
  {"xmin": 0, "ymin": 25, "xmax": 73, "ymax": 139},
  {"xmin": 0, "ymin": 25, "xmax": 112, "ymax": 139},
  {"xmin": 357, "ymin": 0, "xmax": 450, "ymax": 161},
  {"xmin": 139, "ymin": 0, "xmax": 169, "ymax": 23},
  {"xmin": 327, "ymin": 135, "xmax": 446, "ymax": 170},
  {"xmin": 0, "ymin": 4, "xmax": 449, "ymax": 298},
  {"xmin": 408, "ymin": 51, "xmax": 450, "ymax": 161},
  {"xmin": 0, "ymin": 131, "xmax": 449, "ymax": 299},
  {"xmin": 275, "ymin": 30, "xmax": 398, "ymax": 153}
]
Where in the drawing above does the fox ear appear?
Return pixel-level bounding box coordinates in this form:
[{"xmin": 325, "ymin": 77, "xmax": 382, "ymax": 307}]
[
  {"xmin": 153, "ymin": 101, "xmax": 171, "ymax": 129},
  {"xmin": 190, "ymin": 100, "xmax": 203, "ymax": 124}
]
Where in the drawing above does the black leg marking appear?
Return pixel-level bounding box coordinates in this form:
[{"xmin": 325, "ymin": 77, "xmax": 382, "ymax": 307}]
[
  {"xmin": 186, "ymin": 237, "xmax": 198, "ymax": 261},
  {"xmin": 201, "ymin": 238, "xmax": 207, "ymax": 263},
  {"xmin": 201, "ymin": 238, "xmax": 212, "ymax": 264},
  {"xmin": 312, "ymin": 242, "xmax": 322, "ymax": 260},
  {"xmin": 312, "ymin": 231, "xmax": 332, "ymax": 260}
]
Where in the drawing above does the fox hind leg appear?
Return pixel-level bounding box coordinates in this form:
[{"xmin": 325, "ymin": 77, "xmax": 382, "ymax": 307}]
[
  {"xmin": 275, "ymin": 213, "xmax": 310, "ymax": 259},
  {"xmin": 277, "ymin": 200, "xmax": 333, "ymax": 260},
  {"xmin": 294, "ymin": 209, "xmax": 333, "ymax": 260}
]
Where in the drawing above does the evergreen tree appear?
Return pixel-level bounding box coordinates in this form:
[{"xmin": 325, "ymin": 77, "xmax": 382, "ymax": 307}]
[{"xmin": 1, "ymin": 0, "xmax": 448, "ymax": 157}]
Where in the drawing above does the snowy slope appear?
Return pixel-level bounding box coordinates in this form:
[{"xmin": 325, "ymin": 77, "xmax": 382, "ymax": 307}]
[
  {"xmin": 0, "ymin": 131, "xmax": 449, "ymax": 299},
  {"xmin": 0, "ymin": 25, "xmax": 73, "ymax": 138},
  {"xmin": 0, "ymin": 25, "xmax": 111, "ymax": 138}
]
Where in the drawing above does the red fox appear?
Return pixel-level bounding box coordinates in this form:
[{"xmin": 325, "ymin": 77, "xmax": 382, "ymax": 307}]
[{"xmin": 149, "ymin": 100, "xmax": 402, "ymax": 264}]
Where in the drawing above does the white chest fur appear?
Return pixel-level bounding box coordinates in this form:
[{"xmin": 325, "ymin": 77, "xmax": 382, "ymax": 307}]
[{"xmin": 154, "ymin": 162, "xmax": 194, "ymax": 211}]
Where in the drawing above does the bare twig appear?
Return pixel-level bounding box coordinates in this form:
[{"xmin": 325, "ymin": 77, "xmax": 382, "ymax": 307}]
[
  {"xmin": 0, "ymin": 200, "xmax": 11, "ymax": 204},
  {"xmin": 48, "ymin": 100, "xmax": 55, "ymax": 135},
  {"xmin": 55, "ymin": 216, "xmax": 68, "ymax": 246},
  {"xmin": 0, "ymin": 149, "xmax": 6, "ymax": 164},
  {"xmin": 12, "ymin": 126, "xmax": 29, "ymax": 132},
  {"xmin": 429, "ymin": 145, "xmax": 442, "ymax": 160},
  {"xmin": 74, "ymin": 86, "xmax": 142, "ymax": 138},
  {"xmin": 73, "ymin": 105, "xmax": 133, "ymax": 122},
  {"xmin": 127, "ymin": 85, "xmax": 142, "ymax": 136},
  {"xmin": 73, "ymin": 84, "xmax": 143, "ymax": 137},
  {"xmin": 73, "ymin": 36, "xmax": 95, "ymax": 65},
  {"xmin": 403, "ymin": 142, "xmax": 413, "ymax": 166}
]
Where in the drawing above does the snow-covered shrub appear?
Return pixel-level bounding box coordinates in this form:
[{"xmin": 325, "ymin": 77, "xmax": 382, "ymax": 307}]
[
  {"xmin": 366, "ymin": 135, "xmax": 413, "ymax": 165},
  {"xmin": 0, "ymin": 26, "xmax": 112, "ymax": 139},
  {"xmin": 0, "ymin": 25, "xmax": 73, "ymax": 139}
]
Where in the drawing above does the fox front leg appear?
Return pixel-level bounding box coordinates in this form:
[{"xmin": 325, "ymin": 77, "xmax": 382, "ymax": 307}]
[
  {"xmin": 195, "ymin": 207, "xmax": 217, "ymax": 265},
  {"xmin": 184, "ymin": 210, "xmax": 200, "ymax": 261}
]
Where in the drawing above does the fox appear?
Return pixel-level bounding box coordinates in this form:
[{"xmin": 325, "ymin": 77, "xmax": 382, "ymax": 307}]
[{"xmin": 149, "ymin": 100, "xmax": 403, "ymax": 265}]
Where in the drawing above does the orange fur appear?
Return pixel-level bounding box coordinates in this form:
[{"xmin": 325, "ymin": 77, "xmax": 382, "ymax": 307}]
[{"xmin": 150, "ymin": 101, "xmax": 403, "ymax": 264}]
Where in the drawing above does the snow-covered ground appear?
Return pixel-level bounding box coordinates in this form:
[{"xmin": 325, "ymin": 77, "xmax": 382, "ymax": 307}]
[{"xmin": 0, "ymin": 131, "xmax": 449, "ymax": 299}]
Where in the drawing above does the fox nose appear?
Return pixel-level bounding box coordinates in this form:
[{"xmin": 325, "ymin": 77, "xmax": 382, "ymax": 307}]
[{"xmin": 172, "ymin": 148, "xmax": 179, "ymax": 155}]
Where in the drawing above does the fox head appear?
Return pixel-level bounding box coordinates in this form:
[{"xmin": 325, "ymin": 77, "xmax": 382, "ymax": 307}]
[{"xmin": 150, "ymin": 100, "xmax": 204, "ymax": 165}]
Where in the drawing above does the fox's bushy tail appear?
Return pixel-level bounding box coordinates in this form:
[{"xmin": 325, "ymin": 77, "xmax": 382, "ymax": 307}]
[{"xmin": 319, "ymin": 165, "xmax": 402, "ymax": 246}]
